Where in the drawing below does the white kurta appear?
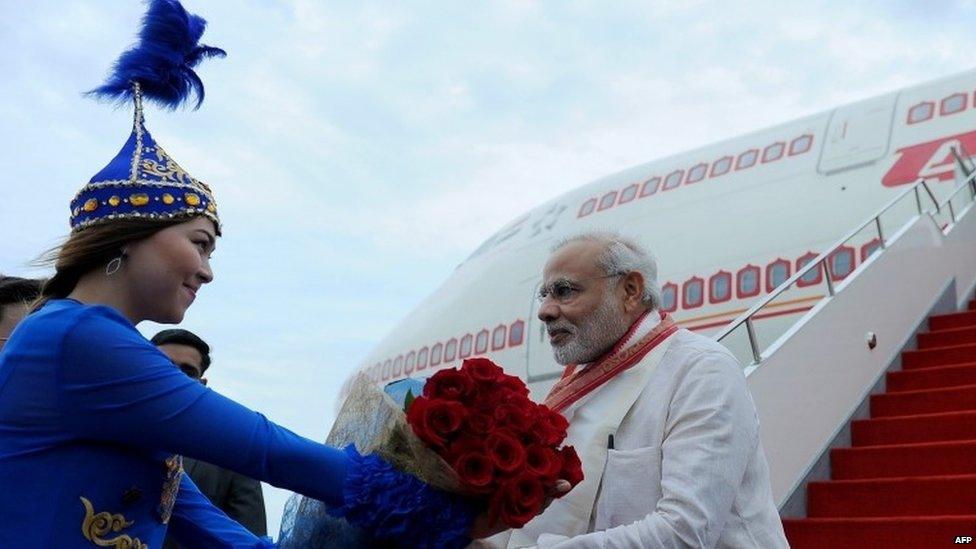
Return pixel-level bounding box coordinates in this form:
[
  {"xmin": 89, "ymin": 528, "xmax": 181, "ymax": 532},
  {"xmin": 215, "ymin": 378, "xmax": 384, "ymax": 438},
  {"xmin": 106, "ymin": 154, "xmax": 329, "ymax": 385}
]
[{"xmin": 498, "ymin": 328, "xmax": 789, "ymax": 549}]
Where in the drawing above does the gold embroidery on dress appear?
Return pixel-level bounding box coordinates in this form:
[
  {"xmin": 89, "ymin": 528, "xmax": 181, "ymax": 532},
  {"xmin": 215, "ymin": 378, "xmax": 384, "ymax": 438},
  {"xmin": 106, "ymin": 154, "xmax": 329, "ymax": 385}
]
[{"xmin": 79, "ymin": 497, "xmax": 148, "ymax": 549}]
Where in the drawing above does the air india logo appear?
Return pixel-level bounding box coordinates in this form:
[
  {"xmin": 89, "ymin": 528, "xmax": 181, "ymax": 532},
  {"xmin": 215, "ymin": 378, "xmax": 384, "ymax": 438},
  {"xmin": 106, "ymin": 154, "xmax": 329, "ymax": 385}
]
[{"xmin": 882, "ymin": 131, "xmax": 976, "ymax": 187}]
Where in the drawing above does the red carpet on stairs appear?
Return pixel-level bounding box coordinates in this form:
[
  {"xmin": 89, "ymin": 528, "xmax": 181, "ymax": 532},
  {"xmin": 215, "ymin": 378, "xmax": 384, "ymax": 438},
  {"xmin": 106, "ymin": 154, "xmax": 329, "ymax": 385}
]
[{"xmin": 782, "ymin": 303, "xmax": 976, "ymax": 548}]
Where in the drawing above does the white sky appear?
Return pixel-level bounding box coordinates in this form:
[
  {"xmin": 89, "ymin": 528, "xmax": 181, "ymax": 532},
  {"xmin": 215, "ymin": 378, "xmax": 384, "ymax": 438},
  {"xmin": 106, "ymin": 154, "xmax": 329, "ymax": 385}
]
[{"xmin": 2, "ymin": 0, "xmax": 975, "ymax": 537}]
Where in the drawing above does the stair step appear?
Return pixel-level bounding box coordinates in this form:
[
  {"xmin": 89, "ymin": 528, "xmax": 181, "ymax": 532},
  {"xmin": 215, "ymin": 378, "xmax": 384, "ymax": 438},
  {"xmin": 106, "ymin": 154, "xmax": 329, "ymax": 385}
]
[
  {"xmin": 831, "ymin": 440, "xmax": 976, "ymax": 480},
  {"xmin": 852, "ymin": 410, "xmax": 976, "ymax": 446},
  {"xmin": 871, "ymin": 384, "xmax": 976, "ymax": 417},
  {"xmin": 887, "ymin": 363, "xmax": 976, "ymax": 392},
  {"xmin": 917, "ymin": 326, "xmax": 976, "ymax": 349},
  {"xmin": 929, "ymin": 310, "xmax": 976, "ymax": 331},
  {"xmin": 783, "ymin": 516, "xmax": 976, "ymax": 549},
  {"xmin": 901, "ymin": 343, "xmax": 976, "ymax": 369},
  {"xmin": 807, "ymin": 475, "xmax": 976, "ymax": 517}
]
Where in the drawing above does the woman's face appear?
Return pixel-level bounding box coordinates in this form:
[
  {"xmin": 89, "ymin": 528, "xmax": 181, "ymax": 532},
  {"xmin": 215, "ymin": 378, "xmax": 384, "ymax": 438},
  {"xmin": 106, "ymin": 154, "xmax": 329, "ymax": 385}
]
[{"xmin": 122, "ymin": 217, "xmax": 216, "ymax": 324}]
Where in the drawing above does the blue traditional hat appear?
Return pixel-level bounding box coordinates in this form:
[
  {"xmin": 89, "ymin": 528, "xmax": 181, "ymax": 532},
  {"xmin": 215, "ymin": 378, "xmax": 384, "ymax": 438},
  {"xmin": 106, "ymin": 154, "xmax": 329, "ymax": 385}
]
[{"xmin": 70, "ymin": 0, "xmax": 225, "ymax": 233}]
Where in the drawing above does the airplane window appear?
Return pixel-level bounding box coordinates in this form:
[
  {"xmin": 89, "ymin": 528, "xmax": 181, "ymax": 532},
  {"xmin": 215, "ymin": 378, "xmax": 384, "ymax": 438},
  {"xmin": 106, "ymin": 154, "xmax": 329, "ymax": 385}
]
[
  {"xmin": 598, "ymin": 191, "xmax": 618, "ymax": 211},
  {"xmin": 578, "ymin": 198, "xmax": 597, "ymax": 218},
  {"xmin": 709, "ymin": 272, "xmax": 731, "ymax": 302},
  {"xmin": 619, "ymin": 184, "xmax": 639, "ymax": 204},
  {"xmin": 766, "ymin": 260, "xmax": 790, "ymax": 292},
  {"xmin": 908, "ymin": 102, "xmax": 934, "ymax": 124},
  {"xmin": 640, "ymin": 177, "xmax": 660, "ymax": 197},
  {"xmin": 431, "ymin": 343, "xmax": 443, "ymax": 366},
  {"xmin": 476, "ymin": 330, "xmax": 489, "ymax": 354},
  {"xmin": 683, "ymin": 278, "xmax": 704, "ymax": 308},
  {"xmin": 509, "ymin": 320, "xmax": 525, "ymax": 346},
  {"xmin": 711, "ymin": 156, "xmax": 732, "ymax": 177},
  {"xmin": 393, "ymin": 356, "xmax": 403, "ymax": 377},
  {"xmin": 941, "ymin": 93, "xmax": 966, "ymax": 115},
  {"xmin": 661, "ymin": 283, "xmax": 677, "ymax": 312},
  {"xmin": 459, "ymin": 334, "xmax": 473, "ymax": 358},
  {"xmin": 829, "ymin": 248, "xmax": 855, "ymax": 280},
  {"xmin": 796, "ymin": 253, "xmax": 822, "ymax": 287},
  {"xmin": 737, "ymin": 266, "xmax": 760, "ymax": 297},
  {"xmin": 492, "ymin": 325, "xmax": 507, "ymax": 350},
  {"xmin": 417, "ymin": 347, "xmax": 429, "ymax": 370},
  {"xmin": 762, "ymin": 142, "xmax": 785, "ymax": 163},
  {"xmin": 789, "ymin": 135, "xmax": 813, "ymax": 155},
  {"xmin": 663, "ymin": 170, "xmax": 684, "ymax": 190},
  {"xmin": 736, "ymin": 150, "xmax": 758, "ymax": 170},
  {"xmin": 444, "ymin": 338, "xmax": 458, "ymax": 361},
  {"xmin": 686, "ymin": 164, "xmax": 708, "ymax": 184},
  {"xmin": 861, "ymin": 240, "xmax": 882, "ymax": 261},
  {"xmin": 404, "ymin": 352, "xmax": 416, "ymax": 375},
  {"xmin": 382, "ymin": 359, "xmax": 392, "ymax": 380}
]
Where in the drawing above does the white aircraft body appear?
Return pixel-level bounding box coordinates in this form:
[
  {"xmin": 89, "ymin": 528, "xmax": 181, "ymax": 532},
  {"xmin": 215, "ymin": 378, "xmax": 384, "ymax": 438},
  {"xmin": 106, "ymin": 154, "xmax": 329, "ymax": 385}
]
[{"xmin": 341, "ymin": 69, "xmax": 976, "ymax": 400}]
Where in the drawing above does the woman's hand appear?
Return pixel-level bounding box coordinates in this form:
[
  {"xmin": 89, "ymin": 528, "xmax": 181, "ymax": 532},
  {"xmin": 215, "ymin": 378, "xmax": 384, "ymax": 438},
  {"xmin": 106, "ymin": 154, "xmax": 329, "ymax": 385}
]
[{"xmin": 469, "ymin": 479, "xmax": 572, "ymax": 539}]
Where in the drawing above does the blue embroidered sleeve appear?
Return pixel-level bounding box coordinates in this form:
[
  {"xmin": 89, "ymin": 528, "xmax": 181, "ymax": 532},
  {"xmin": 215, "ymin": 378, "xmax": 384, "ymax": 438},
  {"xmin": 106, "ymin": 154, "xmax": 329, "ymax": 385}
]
[{"xmin": 167, "ymin": 474, "xmax": 276, "ymax": 548}]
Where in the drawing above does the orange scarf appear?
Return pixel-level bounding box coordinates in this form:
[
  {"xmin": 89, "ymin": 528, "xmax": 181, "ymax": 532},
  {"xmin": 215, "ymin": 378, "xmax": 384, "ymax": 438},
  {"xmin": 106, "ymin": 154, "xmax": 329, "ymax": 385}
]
[{"xmin": 544, "ymin": 310, "xmax": 677, "ymax": 413}]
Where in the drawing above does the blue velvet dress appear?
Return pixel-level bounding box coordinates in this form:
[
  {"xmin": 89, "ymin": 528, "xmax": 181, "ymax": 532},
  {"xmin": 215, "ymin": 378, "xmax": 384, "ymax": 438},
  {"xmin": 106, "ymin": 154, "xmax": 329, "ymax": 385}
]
[{"xmin": 0, "ymin": 299, "xmax": 473, "ymax": 548}]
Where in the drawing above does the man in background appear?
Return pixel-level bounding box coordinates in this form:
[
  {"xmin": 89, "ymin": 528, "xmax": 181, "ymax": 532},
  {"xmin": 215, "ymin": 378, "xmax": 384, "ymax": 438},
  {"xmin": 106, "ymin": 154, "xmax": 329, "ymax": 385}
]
[
  {"xmin": 154, "ymin": 329, "xmax": 268, "ymax": 548},
  {"xmin": 0, "ymin": 276, "xmax": 42, "ymax": 352}
]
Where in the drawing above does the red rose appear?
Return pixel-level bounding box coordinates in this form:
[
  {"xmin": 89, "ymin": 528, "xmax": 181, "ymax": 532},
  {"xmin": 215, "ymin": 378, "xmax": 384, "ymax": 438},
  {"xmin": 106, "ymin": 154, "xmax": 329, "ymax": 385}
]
[
  {"xmin": 534, "ymin": 408, "xmax": 569, "ymax": 446},
  {"xmin": 406, "ymin": 396, "xmax": 468, "ymax": 450},
  {"xmin": 454, "ymin": 452, "xmax": 495, "ymax": 493},
  {"xmin": 467, "ymin": 411, "xmax": 496, "ymax": 435},
  {"xmin": 558, "ymin": 446, "xmax": 584, "ymax": 488},
  {"xmin": 486, "ymin": 429, "xmax": 527, "ymax": 473},
  {"xmin": 445, "ymin": 433, "xmax": 483, "ymax": 463},
  {"xmin": 489, "ymin": 473, "xmax": 546, "ymax": 528},
  {"xmin": 525, "ymin": 444, "xmax": 563, "ymax": 482},
  {"xmin": 498, "ymin": 374, "xmax": 530, "ymax": 397},
  {"xmin": 461, "ymin": 357, "xmax": 507, "ymax": 384},
  {"xmin": 423, "ymin": 368, "xmax": 475, "ymax": 401},
  {"xmin": 493, "ymin": 403, "xmax": 532, "ymax": 432}
]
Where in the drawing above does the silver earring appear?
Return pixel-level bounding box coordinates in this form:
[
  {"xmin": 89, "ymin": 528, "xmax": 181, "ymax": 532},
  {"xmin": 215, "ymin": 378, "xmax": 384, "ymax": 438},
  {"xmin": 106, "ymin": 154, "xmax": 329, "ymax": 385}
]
[{"xmin": 105, "ymin": 256, "xmax": 123, "ymax": 276}]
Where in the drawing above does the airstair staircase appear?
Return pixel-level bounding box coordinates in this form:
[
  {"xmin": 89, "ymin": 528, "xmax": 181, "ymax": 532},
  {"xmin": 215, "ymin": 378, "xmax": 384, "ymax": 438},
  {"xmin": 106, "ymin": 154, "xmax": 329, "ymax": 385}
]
[{"xmin": 715, "ymin": 166, "xmax": 976, "ymax": 549}]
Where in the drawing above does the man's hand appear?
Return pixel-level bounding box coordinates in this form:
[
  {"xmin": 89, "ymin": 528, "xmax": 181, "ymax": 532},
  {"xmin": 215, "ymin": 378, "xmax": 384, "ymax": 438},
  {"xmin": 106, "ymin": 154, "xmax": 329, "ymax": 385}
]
[{"xmin": 470, "ymin": 480, "xmax": 572, "ymax": 539}]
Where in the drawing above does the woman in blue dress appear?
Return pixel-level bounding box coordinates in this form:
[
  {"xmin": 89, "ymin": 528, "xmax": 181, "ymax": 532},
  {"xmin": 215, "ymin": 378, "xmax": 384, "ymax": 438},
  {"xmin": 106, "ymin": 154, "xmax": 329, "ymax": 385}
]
[{"xmin": 0, "ymin": 1, "xmax": 565, "ymax": 547}]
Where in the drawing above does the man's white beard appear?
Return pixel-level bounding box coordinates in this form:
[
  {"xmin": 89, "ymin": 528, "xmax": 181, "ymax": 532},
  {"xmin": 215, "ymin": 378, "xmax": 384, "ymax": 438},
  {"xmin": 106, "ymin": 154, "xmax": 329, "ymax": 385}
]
[{"xmin": 550, "ymin": 293, "xmax": 629, "ymax": 365}]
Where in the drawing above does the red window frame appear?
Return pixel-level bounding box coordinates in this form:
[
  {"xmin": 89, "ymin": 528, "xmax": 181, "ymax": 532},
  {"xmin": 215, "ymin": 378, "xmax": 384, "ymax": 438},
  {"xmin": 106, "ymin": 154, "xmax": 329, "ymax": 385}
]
[
  {"xmin": 660, "ymin": 282, "xmax": 678, "ymax": 312},
  {"xmin": 736, "ymin": 265, "xmax": 761, "ymax": 298},
  {"xmin": 710, "ymin": 156, "xmax": 733, "ymax": 177},
  {"xmin": 860, "ymin": 239, "xmax": 882, "ymax": 261},
  {"xmin": 765, "ymin": 259, "xmax": 792, "ymax": 293},
  {"xmin": 789, "ymin": 135, "xmax": 813, "ymax": 156},
  {"xmin": 639, "ymin": 177, "xmax": 660, "ymax": 198},
  {"xmin": 682, "ymin": 277, "xmax": 705, "ymax": 309},
  {"xmin": 762, "ymin": 142, "xmax": 785, "ymax": 163},
  {"xmin": 430, "ymin": 343, "xmax": 443, "ymax": 366},
  {"xmin": 708, "ymin": 271, "xmax": 732, "ymax": 304},
  {"xmin": 404, "ymin": 351, "xmax": 416, "ymax": 375},
  {"xmin": 828, "ymin": 246, "xmax": 856, "ymax": 281},
  {"xmin": 736, "ymin": 149, "xmax": 758, "ymax": 170},
  {"xmin": 686, "ymin": 163, "xmax": 708, "ymax": 184},
  {"xmin": 662, "ymin": 170, "xmax": 684, "ymax": 191},
  {"xmin": 459, "ymin": 334, "xmax": 473, "ymax": 358},
  {"xmin": 597, "ymin": 191, "xmax": 618, "ymax": 211},
  {"xmin": 907, "ymin": 101, "xmax": 934, "ymax": 124},
  {"xmin": 416, "ymin": 347, "xmax": 429, "ymax": 370},
  {"xmin": 618, "ymin": 183, "xmax": 639, "ymax": 204},
  {"xmin": 491, "ymin": 325, "xmax": 507, "ymax": 351},
  {"xmin": 795, "ymin": 252, "xmax": 822, "ymax": 287},
  {"xmin": 578, "ymin": 198, "xmax": 597, "ymax": 218},
  {"xmin": 475, "ymin": 329, "xmax": 489, "ymax": 354},
  {"xmin": 940, "ymin": 93, "xmax": 967, "ymax": 116},
  {"xmin": 509, "ymin": 320, "xmax": 525, "ymax": 347},
  {"xmin": 444, "ymin": 338, "xmax": 458, "ymax": 362}
]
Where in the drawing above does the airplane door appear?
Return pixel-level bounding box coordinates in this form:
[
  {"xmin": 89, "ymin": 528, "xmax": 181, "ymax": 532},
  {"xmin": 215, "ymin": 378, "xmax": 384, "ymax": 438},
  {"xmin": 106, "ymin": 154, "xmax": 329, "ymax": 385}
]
[
  {"xmin": 525, "ymin": 279, "xmax": 564, "ymax": 385},
  {"xmin": 818, "ymin": 93, "xmax": 898, "ymax": 174}
]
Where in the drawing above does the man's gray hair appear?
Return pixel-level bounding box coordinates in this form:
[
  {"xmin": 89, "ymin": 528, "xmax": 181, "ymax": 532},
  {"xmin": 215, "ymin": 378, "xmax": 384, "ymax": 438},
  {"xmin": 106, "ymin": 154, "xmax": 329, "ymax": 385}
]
[{"xmin": 552, "ymin": 231, "xmax": 661, "ymax": 309}]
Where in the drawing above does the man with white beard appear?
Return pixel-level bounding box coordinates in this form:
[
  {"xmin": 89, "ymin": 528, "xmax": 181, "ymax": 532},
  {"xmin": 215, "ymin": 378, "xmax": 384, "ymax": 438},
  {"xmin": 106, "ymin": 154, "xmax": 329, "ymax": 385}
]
[{"xmin": 493, "ymin": 232, "xmax": 788, "ymax": 548}]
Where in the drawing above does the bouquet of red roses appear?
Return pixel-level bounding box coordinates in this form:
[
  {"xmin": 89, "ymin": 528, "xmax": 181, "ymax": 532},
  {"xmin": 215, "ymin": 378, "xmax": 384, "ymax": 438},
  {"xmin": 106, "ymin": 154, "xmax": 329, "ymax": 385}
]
[{"xmin": 405, "ymin": 358, "xmax": 584, "ymax": 528}]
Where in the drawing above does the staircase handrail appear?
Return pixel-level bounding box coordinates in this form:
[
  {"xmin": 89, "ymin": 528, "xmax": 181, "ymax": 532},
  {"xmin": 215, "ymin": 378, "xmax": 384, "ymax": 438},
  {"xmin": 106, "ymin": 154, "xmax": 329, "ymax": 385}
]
[{"xmin": 715, "ymin": 179, "xmax": 941, "ymax": 364}]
